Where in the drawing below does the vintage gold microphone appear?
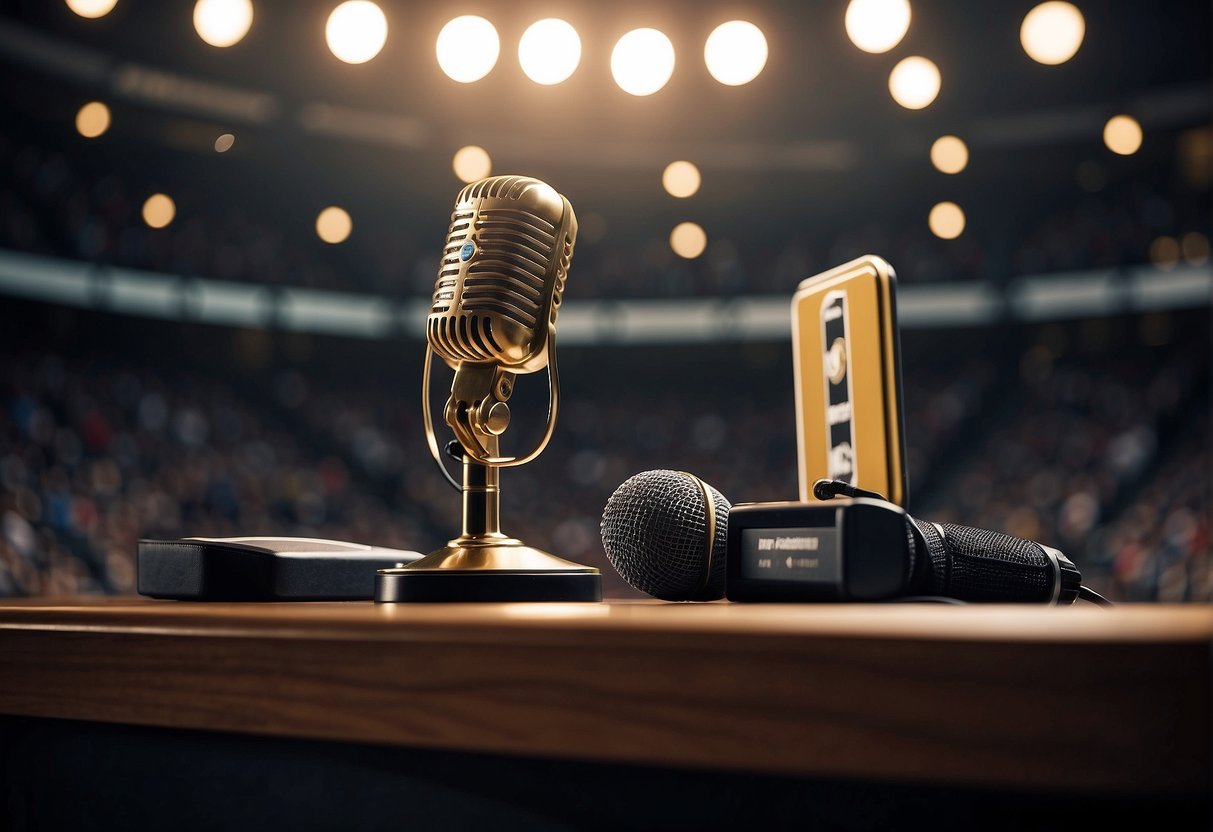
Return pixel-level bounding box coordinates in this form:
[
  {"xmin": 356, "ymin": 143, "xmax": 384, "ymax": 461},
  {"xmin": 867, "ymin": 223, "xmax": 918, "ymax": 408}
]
[{"xmin": 375, "ymin": 175, "xmax": 602, "ymax": 602}]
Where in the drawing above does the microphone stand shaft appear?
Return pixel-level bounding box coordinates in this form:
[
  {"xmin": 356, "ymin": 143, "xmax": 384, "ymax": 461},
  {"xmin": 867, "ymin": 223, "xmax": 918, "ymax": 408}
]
[{"xmin": 462, "ymin": 458, "xmax": 501, "ymax": 538}]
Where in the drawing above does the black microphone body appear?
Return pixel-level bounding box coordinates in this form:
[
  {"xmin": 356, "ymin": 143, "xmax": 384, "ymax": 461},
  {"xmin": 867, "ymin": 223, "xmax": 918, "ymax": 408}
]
[{"xmin": 600, "ymin": 471, "xmax": 1082, "ymax": 604}]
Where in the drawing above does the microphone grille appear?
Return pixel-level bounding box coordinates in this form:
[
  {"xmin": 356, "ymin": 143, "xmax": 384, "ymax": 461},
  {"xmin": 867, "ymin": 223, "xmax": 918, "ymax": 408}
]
[
  {"xmin": 429, "ymin": 175, "xmax": 575, "ymax": 372},
  {"xmin": 600, "ymin": 470, "xmax": 730, "ymax": 601}
]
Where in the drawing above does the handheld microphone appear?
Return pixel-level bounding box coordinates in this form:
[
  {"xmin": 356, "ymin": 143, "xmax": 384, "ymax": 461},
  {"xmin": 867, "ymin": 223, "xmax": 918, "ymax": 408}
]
[
  {"xmin": 600, "ymin": 471, "xmax": 1087, "ymax": 605},
  {"xmin": 598, "ymin": 470, "xmax": 731, "ymax": 601}
]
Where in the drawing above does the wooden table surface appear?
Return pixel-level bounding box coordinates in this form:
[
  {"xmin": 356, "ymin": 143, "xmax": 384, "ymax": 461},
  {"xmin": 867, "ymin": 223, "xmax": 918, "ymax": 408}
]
[{"xmin": 1, "ymin": 598, "xmax": 1209, "ymax": 795}]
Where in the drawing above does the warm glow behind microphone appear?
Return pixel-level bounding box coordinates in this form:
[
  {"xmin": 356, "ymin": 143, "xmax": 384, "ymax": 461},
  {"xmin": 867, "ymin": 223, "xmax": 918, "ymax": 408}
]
[
  {"xmin": 519, "ymin": 19, "xmax": 581, "ymax": 85},
  {"xmin": 930, "ymin": 136, "xmax": 968, "ymax": 174},
  {"xmin": 704, "ymin": 21, "xmax": 767, "ymax": 86},
  {"xmin": 888, "ymin": 56, "xmax": 940, "ymax": 110},
  {"xmin": 611, "ymin": 28, "xmax": 675, "ymax": 96},
  {"xmin": 845, "ymin": 0, "xmax": 911, "ymax": 53},
  {"xmin": 66, "ymin": 0, "xmax": 117, "ymax": 19},
  {"xmin": 1021, "ymin": 2, "xmax": 1085, "ymax": 65},
  {"xmin": 193, "ymin": 0, "xmax": 254, "ymax": 48},
  {"xmin": 437, "ymin": 15, "xmax": 500, "ymax": 83},
  {"xmin": 326, "ymin": 1, "xmax": 387, "ymax": 64},
  {"xmin": 452, "ymin": 146, "xmax": 492, "ymax": 183},
  {"xmin": 75, "ymin": 101, "xmax": 111, "ymax": 138}
]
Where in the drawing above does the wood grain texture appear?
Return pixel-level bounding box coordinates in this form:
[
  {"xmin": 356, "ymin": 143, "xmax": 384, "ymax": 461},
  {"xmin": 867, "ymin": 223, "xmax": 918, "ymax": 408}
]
[{"xmin": 0, "ymin": 598, "xmax": 1208, "ymax": 794}]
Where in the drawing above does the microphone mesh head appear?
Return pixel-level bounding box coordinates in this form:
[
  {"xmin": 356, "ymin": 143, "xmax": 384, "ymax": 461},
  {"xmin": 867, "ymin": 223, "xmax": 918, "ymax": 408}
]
[{"xmin": 600, "ymin": 470, "xmax": 730, "ymax": 601}]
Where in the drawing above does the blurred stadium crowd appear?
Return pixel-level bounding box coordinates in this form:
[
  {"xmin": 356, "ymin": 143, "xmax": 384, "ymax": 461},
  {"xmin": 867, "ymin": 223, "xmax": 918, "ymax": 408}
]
[
  {"xmin": 1, "ymin": 310, "xmax": 1207, "ymax": 602},
  {"xmin": 0, "ymin": 73, "xmax": 1208, "ymax": 604},
  {"xmin": 2, "ymin": 126, "xmax": 1209, "ymax": 299}
]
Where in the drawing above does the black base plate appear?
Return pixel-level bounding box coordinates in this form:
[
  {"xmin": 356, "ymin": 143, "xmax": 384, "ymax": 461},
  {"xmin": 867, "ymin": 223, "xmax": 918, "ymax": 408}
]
[{"xmin": 375, "ymin": 569, "xmax": 602, "ymax": 603}]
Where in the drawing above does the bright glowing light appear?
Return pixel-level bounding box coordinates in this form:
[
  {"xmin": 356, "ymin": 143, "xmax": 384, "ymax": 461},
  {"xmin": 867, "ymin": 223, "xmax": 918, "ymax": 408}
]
[
  {"xmin": 845, "ymin": 0, "xmax": 911, "ymax": 54},
  {"xmin": 437, "ymin": 16, "xmax": 499, "ymax": 83},
  {"xmin": 928, "ymin": 201, "xmax": 965, "ymax": 239},
  {"xmin": 452, "ymin": 146, "xmax": 491, "ymax": 182},
  {"xmin": 704, "ymin": 21, "xmax": 767, "ymax": 86},
  {"xmin": 611, "ymin": 28, "xmax": 675, "ymax": 96},
  {"xmin": 889, "ymin": 56, "xmax": 940, "ymax": 110},
  {"xmin": 316, "ymin": 206, "xmax": 352, "ymax": 244},
  {"xmin": 75, "ymin": 101, "xmax": 111, "ymax": 139},
  {"xmin": 214, "ymin": 133, "xmax": 235, "ymax": 152},
  {"xmin": 1104, "ymin": 115, "xmax": 1143, "ymax": 155},
  {"xmin": 1021, "ymin": 2, "xmax": 1085, "ymax": 65},
  {"xmin": 142, "ymin": 194, "xmax": 176, "ymax": 229},
  {"xmin": 670, "ymin": 222, "xmax": 707, "ymax": 258},
  {"xmin": 930, "ymin": 135, "xmax": 968, "ymax": 174},
  {"xmin": 326, "ymin": 1, "xmax": 387, "ymax": 64},
  {"xmin": 1149, "ymin": 236, "xmax": 1179, "ymax": 270},
  {"xmin": 518, "ymin": 18, "xmax": 581, "ymax": 85},
  {"xmin": 1181, "ymin": 232, "xmax": 1209, "ymax": 265},
  {"xmin": 66, "ymin": 0, "xmax": 118, "ymax": 19},
  {"xmin": 662, "ymin": 161, "xmax": 701, "ymax": 198},
  {"xmin": 193, "ymin": 0, "xmax": 253, "ymax": 48}
]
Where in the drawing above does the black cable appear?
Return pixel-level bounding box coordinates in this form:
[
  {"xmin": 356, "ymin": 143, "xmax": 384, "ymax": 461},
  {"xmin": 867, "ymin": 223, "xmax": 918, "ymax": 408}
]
[{"xmin": 1079, "ymin": 586, "xmax": 1114, "ymax": 607}]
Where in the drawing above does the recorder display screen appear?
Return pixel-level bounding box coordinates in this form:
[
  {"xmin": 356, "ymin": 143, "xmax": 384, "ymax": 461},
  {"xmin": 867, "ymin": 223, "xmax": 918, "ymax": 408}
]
[{"xmin": 739, "ymin": 527, "xmax": 841, "ymax": 584}]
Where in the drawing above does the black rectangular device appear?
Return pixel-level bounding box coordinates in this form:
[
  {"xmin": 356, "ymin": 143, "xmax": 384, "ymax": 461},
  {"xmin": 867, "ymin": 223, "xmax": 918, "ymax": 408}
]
[
  {"xmin": 138, "ymin": 537, "xmax": 423, "ymax": 601},
  {"xmin": 724, "ymin": 499, "xmax": 913, "ymax": 602}
]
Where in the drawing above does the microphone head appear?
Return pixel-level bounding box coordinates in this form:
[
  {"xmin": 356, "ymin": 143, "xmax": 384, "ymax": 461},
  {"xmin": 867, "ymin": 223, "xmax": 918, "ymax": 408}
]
[
  {"xmin": 600, "ymin": 470, "xmax": 730, "ymax": 601},
  {"xmin": 429, "ymin": 175, "xmax": 577, "ymax": 374}
]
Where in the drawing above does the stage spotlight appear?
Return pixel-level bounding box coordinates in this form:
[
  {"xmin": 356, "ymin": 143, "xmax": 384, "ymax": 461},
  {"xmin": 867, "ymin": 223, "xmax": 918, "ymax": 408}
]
[
  {"xmin": 66, "ymin": 0, "xmax": 118, "ymax": 19},
  {"xmin": 662, "ymin": 161, "xmax": 700, "ymax": 198},
  {"xmin": 1181, "ymin": 232, "xmax": 1209, "ymax": 265},
  {"xmin": 1104, "ymin": 115, "xmax": 1142, "ymax": 155},
  {"xmin": 845, "ymin": 0, "xmax": 911, "ymax": 54},
  {"xmin": 519, "ymin": 19, "xmax": 581, "ymax": 85},
  {"xmin": 214, "ymin": 133, "xmax": 235, "ymax": 153},
  {"xmin": 452, "ymin": 146, "xmax": 491, "ymax": 182},
  {"xmin": 930, "ymin": 135, "xmax": 968, "ymax": 174},
  {"xmin": 888, "ymin": 56, "xmax": 940, "ymax": 110},
  {"xmin": 326, "ymin": 1, "xmax": 387, "ymax": 65},
  {"xmin": 670, "ymin": 222, "xmax": 707, "ymax": 258},
  {"xmin": 704, "ymin": 21, "xmax": 767, "ymax": 86},
  {"xmin": 437, "ymin": 16, "xmax": 499, "ymax": 82},
  {"xmin": 75, "ymin": 101, "xmax": 111, "ymax": 139},
  {"xmin": 316, "ymin": 206, "xmax": 352, "ymax": 244},
  {"xmin": 611, "ymin": 28, "xmax": 675, "ymax": 96},
  {"xmin": 928, "ymin": 201, "xmax": 964, "ymax": 239},
  {"xmin": 1149, "ymin": 236, "xmax": 1179, "ymax": 270},
  {"xmin": 142, "ymin": 194, "xmax": 176, "ymax": 229},
  {"xmin": 193, "ymin": 0, "xmax": 253, "ymax": 48},
  {"xmin": 1021, "ymin": 2, "xmax": 1084, "ymax": 65}
]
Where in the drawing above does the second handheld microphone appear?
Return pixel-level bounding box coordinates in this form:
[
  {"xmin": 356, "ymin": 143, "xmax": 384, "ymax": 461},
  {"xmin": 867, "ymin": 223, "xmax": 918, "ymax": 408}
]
[{"xmin": 600, "ymin": 470, "xmax": 1084, "ymax": 604}]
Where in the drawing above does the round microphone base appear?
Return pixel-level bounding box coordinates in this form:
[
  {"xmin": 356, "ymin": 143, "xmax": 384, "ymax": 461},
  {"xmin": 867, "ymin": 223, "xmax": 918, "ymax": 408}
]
[
  {"xmin": 375, "ymin": 568, "xmax": 601, "ymax": 603},
  {"xmin": 374, "ymin": 539, "xmax": 602, "ymax": 603}
]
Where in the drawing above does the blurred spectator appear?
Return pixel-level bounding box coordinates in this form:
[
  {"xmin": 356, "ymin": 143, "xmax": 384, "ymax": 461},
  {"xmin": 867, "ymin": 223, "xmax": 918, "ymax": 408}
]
[
  {"xmin": 1, "ymin": 323, "xmax": 1206, "ymax": 601},
  {"xmin": 0, "ymin": 127, "xmax": 1208, "ymax": 300},
  {"xmin": 0, "ymin": 352, "xmax": 435, "ymax": 596}
]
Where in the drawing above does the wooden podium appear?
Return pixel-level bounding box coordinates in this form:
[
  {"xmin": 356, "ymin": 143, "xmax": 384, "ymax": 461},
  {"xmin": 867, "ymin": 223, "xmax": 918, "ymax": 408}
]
[{"xmin": 0, "ymin": 598, "xmax": 1208, "ymax": 829}]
